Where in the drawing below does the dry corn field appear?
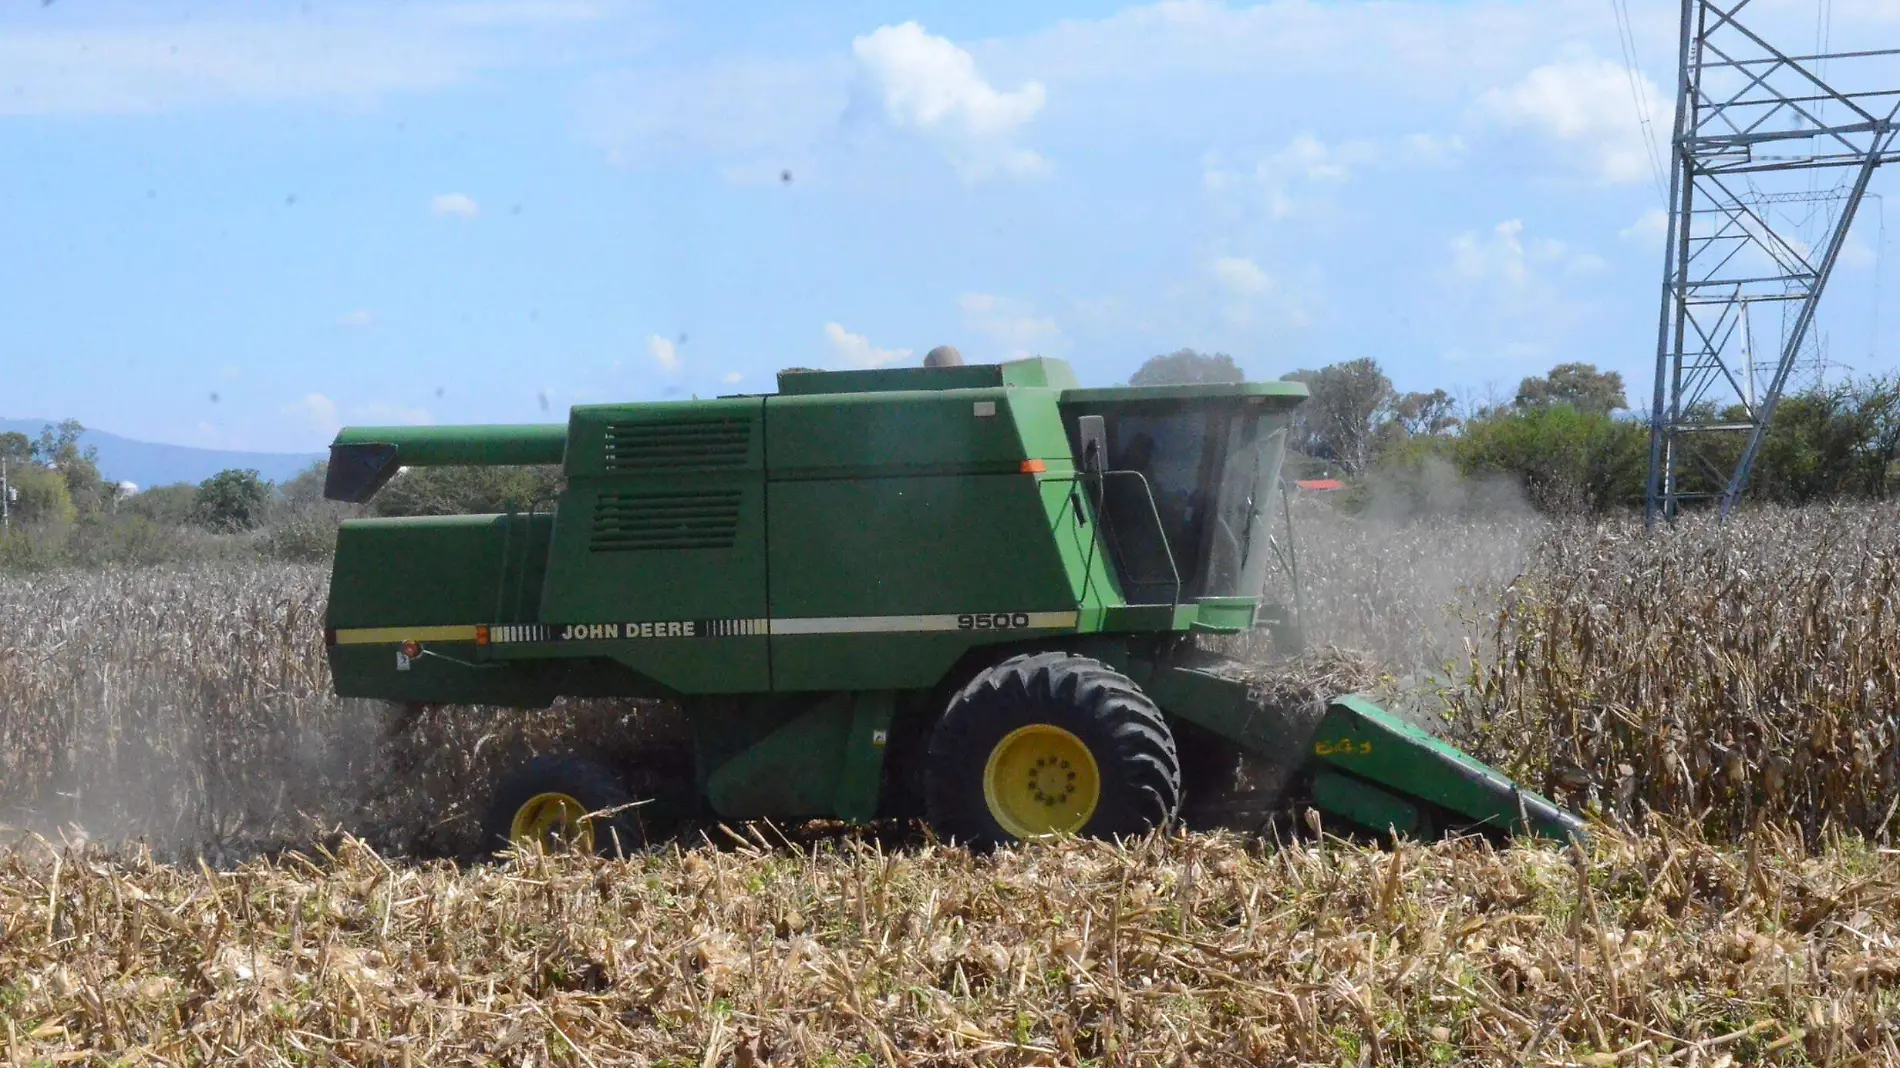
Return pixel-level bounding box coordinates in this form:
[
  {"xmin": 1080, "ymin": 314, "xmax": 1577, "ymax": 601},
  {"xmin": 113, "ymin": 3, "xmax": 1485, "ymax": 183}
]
[
  {"xmin": 1, "ymin": 826, "xmax": 1895, "ymax": 1065},
  {"xmin": 2, "ymin": 502, "xmax": 1898, "ymax": 1064}
]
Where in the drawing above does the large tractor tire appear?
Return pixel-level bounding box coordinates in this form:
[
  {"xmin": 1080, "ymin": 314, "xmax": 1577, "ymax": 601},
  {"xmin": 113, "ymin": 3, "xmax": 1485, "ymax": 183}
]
[
  {"xmin": 479, "ymin": 753, "xmax": 649, "ymax": 860},
  {"xmin": 925, "ymin": 652, "xmax": 1182, "ymax": 848}
]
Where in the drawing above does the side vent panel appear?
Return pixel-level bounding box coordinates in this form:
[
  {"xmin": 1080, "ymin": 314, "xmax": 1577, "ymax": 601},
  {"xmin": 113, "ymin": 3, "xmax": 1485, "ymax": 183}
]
[
  {"xmin": 590, "ymin": 489, "xmax": 742, "ymax": 552},
  {"xmin": 604, "ymin": 416, "xmax": 752, "ymax": 471}
]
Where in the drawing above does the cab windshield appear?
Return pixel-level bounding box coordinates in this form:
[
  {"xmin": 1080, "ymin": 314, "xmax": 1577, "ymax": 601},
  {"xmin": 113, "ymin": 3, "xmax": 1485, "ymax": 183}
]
[{"xmin": 1066, "ymin": 402, "xmax": 1284, "ymax": 606}]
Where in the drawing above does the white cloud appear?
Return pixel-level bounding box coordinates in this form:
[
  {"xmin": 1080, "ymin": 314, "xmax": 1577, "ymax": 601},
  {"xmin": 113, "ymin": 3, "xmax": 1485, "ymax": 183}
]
[
  {"xmin": 824, "ymin": 322, "xmax": 911, "ymax": 369},
  {"xmin": 721, "ymin": 371, "xmax": 744, "ymax": 384},
  {"xmin": 1211, "ymin": 256, "xmax": 1272, "ymax": 297},
  {"xmin": 1401, "ymin": 133, "xmax": 1467, "ymax": 166},
  {"xmin": 1570, "ymin": 251, "xmax": 1609, "ymax": 274},
  {"xmin": 430, "ymin": 2, "xmax": 610, "ymax": 28},
  {"xmin": 1437, "ymin": 219, "xmax": 1605, "ymax": 364},
  {"xmin": 431, "ymin": 193, "xmax": 480, "ymax": 218},
  {"xmin": 282, "ymin": 393, "xmax": 430, "ymax": 437},
  {"xmin": 982, "ymin": 0, "xmax": 1683, "ymax": 139},
  {"xmin": 1206, "ymin": 256, "xmax": 1306, "ymax": 328},
  {"xmin": 285, "ymin": 393, "xmax": 341, "ymax": 437},
  {"xmin": 854, "ymin": 23, "xmax": 1044, "ymax": 138},
  {"xmin": 1205, "ymin": 132, "xmax": 1452, "ymax": 221},
  {"xmin": 1479, "ymin": 56, "xmax": 1662, "ymax": 185},
  {"xmin": 1841, "ymin": 228, "xmax": 1881, "ymax": 270},
  {"xmin": 1273, "ymin": 133, "xmax": 1376, "ymax": 184},
  {"xmin": 1450, "ymin": 219, "xmax": 1605, "ymax": 287},
  {"xmin": 851, "ymin": 22, "xmax": 1048, "ymax": 179},
  {"xmin": 1452, "ymin": 220, "xmax": 1535, "ymax": 286},
  {"xmin": 0, "ymin": 4, "xmax": 622, "ymax": 117},
  {"xmin": 354, "ymin": 402, "xmax": 432, "ymax": 425},
  {"xmin": 1619, "ymin": 208, "xmax": 1669, "ymax": 245},
  {"xmin": 647, "ymin": 334, "xmax": 680, "ymax": 373},
  {"xmin": 337, "ymin": 309, "xmax": 375, "ymax": 329},
  {"xmin": 959, "ymin": 293, "xmax": 1061, "ymax": 358},
  {"xmin": 577, "ymin": 57, "xmax": 847, "ymax": 174}
]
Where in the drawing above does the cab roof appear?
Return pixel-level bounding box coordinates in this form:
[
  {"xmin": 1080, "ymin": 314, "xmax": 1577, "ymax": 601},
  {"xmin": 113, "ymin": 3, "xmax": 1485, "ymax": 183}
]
[{"xmin": 772, "ymin": 356, "xmax": 1308, "ymax": 408}]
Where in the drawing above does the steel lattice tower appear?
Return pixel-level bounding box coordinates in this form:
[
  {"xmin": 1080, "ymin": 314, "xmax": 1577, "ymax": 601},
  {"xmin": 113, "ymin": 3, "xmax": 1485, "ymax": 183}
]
[{"xmin": 1645, "ymin": 0, "xmax": 1900, "ymax": 523}]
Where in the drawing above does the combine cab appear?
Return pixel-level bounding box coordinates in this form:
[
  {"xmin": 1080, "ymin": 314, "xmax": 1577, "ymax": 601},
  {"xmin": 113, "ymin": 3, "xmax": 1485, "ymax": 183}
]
[{"xmin": 322, "ymin": 356, "xmax": 1583, "ymax": 854}]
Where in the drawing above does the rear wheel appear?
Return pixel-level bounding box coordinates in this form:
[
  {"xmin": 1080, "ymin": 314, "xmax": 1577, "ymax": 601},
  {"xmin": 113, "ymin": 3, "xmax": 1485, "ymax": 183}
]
[
  {"xmin": 925, "ymin": 652, "xmax": 1182, "ymax": 848},
  {"xmin": 480, "ymin": 754, "xmax": 647, "ymax": 859}
]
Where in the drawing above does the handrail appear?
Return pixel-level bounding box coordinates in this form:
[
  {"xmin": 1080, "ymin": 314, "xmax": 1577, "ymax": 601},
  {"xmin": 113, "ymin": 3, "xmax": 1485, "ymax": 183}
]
[{"xmin": 1043, "ymin": 469, "xmax": 1184, "ymax": 614}]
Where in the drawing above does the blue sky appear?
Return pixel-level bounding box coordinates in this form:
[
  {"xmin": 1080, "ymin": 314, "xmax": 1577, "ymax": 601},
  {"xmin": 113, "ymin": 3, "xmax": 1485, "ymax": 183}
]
[{"xmin": 3, "ymin": 0, "xmax": 1897, "ymax": 453}]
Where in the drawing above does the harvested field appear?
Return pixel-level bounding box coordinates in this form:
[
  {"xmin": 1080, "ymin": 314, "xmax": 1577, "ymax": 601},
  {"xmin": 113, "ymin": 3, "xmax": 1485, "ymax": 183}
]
[{"xmin": 2, "ymin": 827, "xmax": 1895, "ymax": 1065}]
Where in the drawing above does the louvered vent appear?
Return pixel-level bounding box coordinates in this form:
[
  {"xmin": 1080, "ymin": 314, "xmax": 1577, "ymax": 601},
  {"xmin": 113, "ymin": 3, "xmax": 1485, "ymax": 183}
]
[
  {"xmin": 603, "ymin": 416, "xmax": 751, "ymax": 471},
  {"xmin": 591, "ymin": 490, "xmax": 742, "ymax": 552}
]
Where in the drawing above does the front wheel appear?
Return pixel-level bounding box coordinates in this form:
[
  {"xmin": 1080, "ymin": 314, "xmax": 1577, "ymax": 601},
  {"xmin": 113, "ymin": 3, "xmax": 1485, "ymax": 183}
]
[
  {"xmin": 479, "ymin": 754, "xmax": 647, "ymax": 859},
  {"xmin": 924, "ymin": 652, "xmax": 1182, "ymax": 848}
]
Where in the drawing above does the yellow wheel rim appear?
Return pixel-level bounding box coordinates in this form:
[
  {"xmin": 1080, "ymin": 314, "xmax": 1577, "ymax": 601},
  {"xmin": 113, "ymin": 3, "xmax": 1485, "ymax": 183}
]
[
  {"xmin": 508, "ymin": 792, "xmax": 596, "ymax": 854},
  {"xmin": 982, "ymin": 724, "xmax": 1101, "ymax": 839}
]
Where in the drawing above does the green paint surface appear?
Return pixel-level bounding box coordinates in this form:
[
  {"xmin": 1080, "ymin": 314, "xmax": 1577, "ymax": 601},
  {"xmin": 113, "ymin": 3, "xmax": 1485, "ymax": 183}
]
[{"xmin": 320, "ymin": 356, "xmax": 1583, "ymax": 839}]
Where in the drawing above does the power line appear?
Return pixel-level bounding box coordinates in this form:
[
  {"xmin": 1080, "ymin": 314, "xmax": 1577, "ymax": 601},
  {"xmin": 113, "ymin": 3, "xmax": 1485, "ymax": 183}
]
[
  {"xmin": 1868, "ymin": 193, "xmax": 1885, "ymax": 367},
  {"xmin": 1609, "ymin": 0, "xmax": 1670, "ymax": 202}
]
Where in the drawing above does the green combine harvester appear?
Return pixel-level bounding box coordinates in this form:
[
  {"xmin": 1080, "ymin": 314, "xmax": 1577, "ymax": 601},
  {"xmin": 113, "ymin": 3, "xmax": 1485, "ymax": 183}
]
[{"xmin": 321, "ymin": 355, "xmax": 1583, "ymax": 856}]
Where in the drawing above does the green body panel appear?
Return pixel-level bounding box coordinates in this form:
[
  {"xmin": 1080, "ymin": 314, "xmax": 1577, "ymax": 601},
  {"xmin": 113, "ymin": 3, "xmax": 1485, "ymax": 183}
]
[
  {"xmin": 1190, "ymin": 596, "xmax": 1259, "ymax": 633},
  {"xmin": 774, "ymin": 357, "xmax": 1080, "ymax": 397},
  {"xmin": 1310, "ymin": 768, "xmax": 1421, "ymax": 836},
  {"xmin": 328, "ymin": 513, "xmax": 554, "ymax": 630},
  {"xmin": 1063, "ymin": 381, "xmax": 1309, "ymax": 405},
  {"xmin": 539, "ymin": 398, "xmax": 770, "ymax": 692},
  {"xmin": 321, "ymin": 356, "xmax": 1585, "ymax": 843},
  {"xmin": 328, "ymin": 643, "xmax": 651, "ymax": 705},
  {"xmin": 765, "ymin": 387, "xmax": 1063, "ymax": 475},
  {"xmin": 703, "ymin": 691, "xmax": 894, "ymax": 820},
  {"xmin": 766, "ymin": 473, "xmax": 1080, "ymax": 688},
  {"xmin": 1314, "ymin": 696, "xmax": 1584, "ymax": 841},
  {"xmin": 333, "ymin": 423, "xmax": 567, "ymax": 466}
]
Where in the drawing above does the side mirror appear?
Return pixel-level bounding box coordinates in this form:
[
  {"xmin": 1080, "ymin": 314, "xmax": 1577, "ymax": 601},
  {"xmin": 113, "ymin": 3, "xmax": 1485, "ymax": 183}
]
[{"xmin": 1077, "ymin": 415, "xmax": 1107, "ymax": 475}]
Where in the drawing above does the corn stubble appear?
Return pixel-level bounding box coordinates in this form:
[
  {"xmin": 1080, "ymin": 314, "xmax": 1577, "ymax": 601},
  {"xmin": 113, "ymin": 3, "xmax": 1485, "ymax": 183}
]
[
  {"xmin": 1, "ymin": 827, "xmax": 1895, "ymax": 1064},
  {"xmin": 2, "ymin": 504, "xmax": 1898, "ymax": 1063}
]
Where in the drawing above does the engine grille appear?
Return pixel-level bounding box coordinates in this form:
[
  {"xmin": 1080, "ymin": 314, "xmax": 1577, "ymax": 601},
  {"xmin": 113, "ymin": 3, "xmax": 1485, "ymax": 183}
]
[
  {"xmin": 602, "ymin": 417, "xmax": 752, "ymax": 471},
  {"xmin": 590, "ymin": 489, "xmax": 742, "ymax": 551}
]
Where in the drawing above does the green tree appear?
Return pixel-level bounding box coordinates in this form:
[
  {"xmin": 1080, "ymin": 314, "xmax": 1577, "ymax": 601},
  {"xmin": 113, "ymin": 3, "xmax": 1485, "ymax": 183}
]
[
  {"xmin": 1453, "ymin": 404, "xmax": 1648, "ymax": 512},
  {"xmin": 1851, "ymin": 375, "xmax": 1900, "ymax": 498},
  {"xmin": 194, "ymin": 469, "xmax": 272, "ymax": 532},
  {"xmin": 1129, "ymin": 349, "xmax": 1245, "ymax": 387},
  {"xmin": 1281, "ymin": 358, "xmax": 1396, "ymax": 475},
  {"xmin": 1391, "ymin": 389, "xmax": 1459, "ymax": 437},
  {"xmin": 125, "ymin": 483, "xmax": 202, "ymax": 526},
  {"xmin": 279, "ymin": 460, "xmax": 329, "ymax": 508},
  {"xmin": 0, "ymin": 432, "xmax": 29, "ymax": 464},
  {"xmin": 1514, "ymin": 363, "xmax": 1628, "ymax": 415},
  {"xmin": 7, "ymin": 463, "xmax": 76, "ymax": 524},
  {"xmin": 373, "ymin": 465, "xmax": 564, "ymax": 517},
  {"xmin": 28, "ymin": 419, "xmax": 107, "ymax": 516}
]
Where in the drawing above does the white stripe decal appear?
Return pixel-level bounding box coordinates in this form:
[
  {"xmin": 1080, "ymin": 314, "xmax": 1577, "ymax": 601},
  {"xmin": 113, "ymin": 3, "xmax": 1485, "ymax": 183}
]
[
  {"xmin": 768, "ymin": 611, "xmax": 1079, "ymax": 636},
  {"xmin": 477, "ymin": 612, "xmax": 1079, "ymax": 642}
]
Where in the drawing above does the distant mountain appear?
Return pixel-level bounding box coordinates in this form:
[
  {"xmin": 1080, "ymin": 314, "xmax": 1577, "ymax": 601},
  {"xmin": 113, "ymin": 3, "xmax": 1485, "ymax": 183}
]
[{"xmin": 0, "ymin": 418, "xmax": 323, "ymax": 491}]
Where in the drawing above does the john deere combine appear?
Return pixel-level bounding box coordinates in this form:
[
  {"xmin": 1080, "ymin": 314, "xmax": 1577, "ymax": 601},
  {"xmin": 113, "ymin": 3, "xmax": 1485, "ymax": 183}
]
[{"xmin": 322, "ymin": 355, "xmax": 1582, "ymax": 855}]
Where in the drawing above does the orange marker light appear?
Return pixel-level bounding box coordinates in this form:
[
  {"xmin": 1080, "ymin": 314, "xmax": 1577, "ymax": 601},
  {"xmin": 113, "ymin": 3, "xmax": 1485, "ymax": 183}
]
[
  {"xmin": 1020, "ymin": 459, "xmax": 1047, "ymax": 474},
  {"xmin": 475, "ymin": 625, "xmax": 490, "ymax": 646},
  {"xmin": 399, "ymin": 640, "xmax": 422, "ymax": 660}
]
